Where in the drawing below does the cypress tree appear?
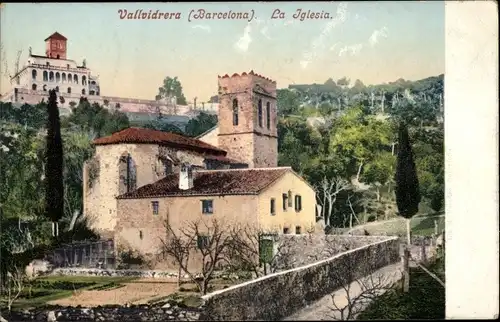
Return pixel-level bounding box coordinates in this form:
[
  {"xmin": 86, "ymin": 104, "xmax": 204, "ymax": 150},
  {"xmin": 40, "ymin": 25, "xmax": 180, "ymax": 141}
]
[
  {"xmin": 395, "ymin": 122, "xmax": 421, "ymax": 224},
  {"xmin": 395, "ymin": 122, "xmax": 421, "ymax": 292},
  {"xmin": 45, "ymin": 89, "xmax": 64, "ymax": 236}
]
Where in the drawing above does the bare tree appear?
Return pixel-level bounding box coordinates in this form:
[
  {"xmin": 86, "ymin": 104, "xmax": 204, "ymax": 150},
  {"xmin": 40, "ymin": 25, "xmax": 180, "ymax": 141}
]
[
  {"xmin": 326, "ymin": 255, "xmax": 399, "ymax": 320},
  {"xmin": 159, "ymin": 218, "xmax": 233, "ymax": 295},
  {"xmin": 1, "ymin": 43, "xmax": 22, "ymax": 81},
  {"xmin": 315, "ymin": 176, "xmax": 351, "ymax": 227},
  {"xmin": 346, "ymin": 194, "xmax": 361, "ymax": 229},
  {"xmin": 5, "ymin": 267, "xmax": 25, "ymax": 312},
  {"xmin": 228, "ymin": 225, "xmax": 297, "ymax": 277}
]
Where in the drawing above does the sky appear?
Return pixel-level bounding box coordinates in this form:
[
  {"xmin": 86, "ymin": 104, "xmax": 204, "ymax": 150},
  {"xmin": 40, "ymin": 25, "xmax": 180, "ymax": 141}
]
[{"xmin": 0, "ymin": 2, "xmax": 444, "ymax": 102}]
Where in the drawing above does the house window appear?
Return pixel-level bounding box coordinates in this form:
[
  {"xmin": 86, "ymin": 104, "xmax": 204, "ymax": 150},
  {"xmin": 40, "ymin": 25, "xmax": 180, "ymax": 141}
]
[
  {"xmin": 270, "ymin": 198, "xmax": 276, "ymax": 215},
  {"xmin": 266, "ymin": 102, "xmax": 271, "ymax": 129},
  {"xmin": 296, "ymin": 226, "xmax": 302, "ymax": 235},
  {"xmin": 282, "ymin": 193, "xmax": 288, "ymax": 211},
  {"xmin": 295, "ymin": 195, "xmax": 302, "ymax": 212},
  {"xmin": 288, "ymin": 190, "xmax": 293, "ymax": 208},
  {"xmin": 283, "ymin": 227, "xmax": 290, "ymax": 234},
  {"xmin": 258, "ymin": 99, "xmax": 263, "ymax": 127},
  {"xmin": 152, "ymin": 201, "xmax": 159, "ymax": 215},
  {"xmin": 67, "ymin": 87, "xmax": 71, "ymax": 94},
  {"xmin": 201, "ymin": 200, "xmax": 213, "ymax": 214},
  {"xmin": 232, "ymin": 99, "xmax": 239, "ymax": 126},
  {"xmin": 197, "ymin": 235, "xmax": 210, "ymax": 249}
]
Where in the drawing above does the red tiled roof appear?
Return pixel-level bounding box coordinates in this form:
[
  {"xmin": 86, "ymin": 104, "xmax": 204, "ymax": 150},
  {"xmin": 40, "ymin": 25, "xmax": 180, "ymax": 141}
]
[
  {"xmin": 93, "ymin": 127, "xmax": 226, "ymax": 155},
  {"xmin": 116, "ymin": 168, "xmax": 291, "ymax": 199},
  {"xmin": 45, "ymin": 32, "xmax": 67, "ymax": 41}
]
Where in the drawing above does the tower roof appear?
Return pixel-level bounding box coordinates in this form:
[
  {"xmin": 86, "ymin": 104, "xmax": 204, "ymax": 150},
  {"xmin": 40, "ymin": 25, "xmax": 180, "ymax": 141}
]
[{"xmin": 44, "ymin": 32, "xmax": 67, "ymax": 41}]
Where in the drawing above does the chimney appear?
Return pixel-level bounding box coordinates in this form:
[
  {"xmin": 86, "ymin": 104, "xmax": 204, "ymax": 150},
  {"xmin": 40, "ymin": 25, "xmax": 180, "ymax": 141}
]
[{"xmin": 179, "ymin": 163, "xmax": 194, "ymax": 190}]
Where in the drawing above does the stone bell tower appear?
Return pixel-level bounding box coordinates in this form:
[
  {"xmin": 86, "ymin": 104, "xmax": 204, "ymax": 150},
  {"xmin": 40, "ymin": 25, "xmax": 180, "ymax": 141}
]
[{"xmin": 217, "ymin": 71, "xmax": 278, "ymax": 168}]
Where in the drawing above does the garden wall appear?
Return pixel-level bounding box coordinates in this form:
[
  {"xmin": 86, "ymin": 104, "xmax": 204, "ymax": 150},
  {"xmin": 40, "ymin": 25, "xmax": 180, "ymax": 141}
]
[
  {"xmin": 199, "ymin": 236, "xmax": 400, "ymax": 321},
  {"xmin": 1, "ymin": 300, "xmax": 201, "ymax": 321}
]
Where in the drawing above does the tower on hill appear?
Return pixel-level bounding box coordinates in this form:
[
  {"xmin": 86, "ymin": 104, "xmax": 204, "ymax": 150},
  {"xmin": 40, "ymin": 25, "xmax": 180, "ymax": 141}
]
[
  {"xmin": 45, "ymin": 32, "xmax": 68, "ymax": 59},
  {"xmin": 217, "ymin": 71, "xmax": 278, "ymax": 168}
]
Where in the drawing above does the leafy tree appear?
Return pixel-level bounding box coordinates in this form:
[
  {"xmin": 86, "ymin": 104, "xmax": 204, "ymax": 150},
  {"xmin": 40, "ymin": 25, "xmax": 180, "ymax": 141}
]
[
  {"xmin": 328, "ymin": 107, "xmax": 393, "ymax": 182},
  {"xmin": 65, "ymin": 98, "xmax": 129, "ymax": 138},
  {"xmin": 184, "ymin": 112, "xmax": 218, "ymax": 137},
  {"xmin": 144, "ymin": 120, "xmax": 184, "ymax": 135},
  {"xmin": 44, "ymin": 90, "xmax": 65, "ymax": 234},
  {"xmin": 337, "ymin": 77, "xmax": 350, "ymax": 89},
  {"xmin": 277, "ymin": 89, "xmax": 301, "ymax": 116},
  {"xmin": 156, "ymin": 76, "xmax": 187, "ymax": 105},
  {"xmin": 208, "ymin": 95, "xmax": 218, "ymax": 103}
]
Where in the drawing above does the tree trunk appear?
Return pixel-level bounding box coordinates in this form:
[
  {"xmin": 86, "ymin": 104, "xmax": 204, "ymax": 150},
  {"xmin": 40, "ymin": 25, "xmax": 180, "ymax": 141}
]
[
  {"xmin": 356, "ymin": 162, "xmax": 363, "ymax": 182},
  {"xmin": 403, "ymin": 218, "xmax": 412, "ymax": 293},
  {"xmin": 406, "ymin": 218, "xmax": 411, "ymax": 245}
]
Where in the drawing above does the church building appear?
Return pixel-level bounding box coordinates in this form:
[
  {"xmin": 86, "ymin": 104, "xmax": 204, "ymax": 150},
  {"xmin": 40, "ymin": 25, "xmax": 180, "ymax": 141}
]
[{"xmin": 82, "ymin": 71, "xmax": 316, "ymax": 267}]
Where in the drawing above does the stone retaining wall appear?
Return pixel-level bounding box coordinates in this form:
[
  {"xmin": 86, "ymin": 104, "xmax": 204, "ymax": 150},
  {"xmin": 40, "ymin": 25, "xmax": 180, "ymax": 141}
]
[
  {"xmin": 199, "ymin": 236, "xmax": 400, "ymax": 321},
  {"xmin": 1, "ymin": 301, "xmax": 201, "ymax": 321}
]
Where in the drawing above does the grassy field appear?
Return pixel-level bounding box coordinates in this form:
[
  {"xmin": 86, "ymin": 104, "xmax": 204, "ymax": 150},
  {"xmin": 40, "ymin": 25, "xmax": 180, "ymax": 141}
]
[
  {"xmin": 358, "ymin": 257, "xmax": 445, "ymax": 320},
  {"xmin": 349, "ymin": 214, "xmax": 445, "ymax": 237}
]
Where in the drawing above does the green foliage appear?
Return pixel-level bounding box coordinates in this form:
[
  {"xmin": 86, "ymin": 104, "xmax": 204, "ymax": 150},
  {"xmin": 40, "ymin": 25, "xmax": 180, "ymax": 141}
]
[
  {"xmin": 395, "ymin": 123, "xmax": 421, "ymax": 218},
  {"xmin": 184, "ymin": 112, "xmax": 218, "ymax": 137},
  {"xmin": 44, "ymin": 90, "xmax": 64, "ymax": 223},
  {"xmin": 157, "ymin": 76, "xmax": 187, "ymax": 105},
  {"xmin": 277, "ymin": 89, "xmax": 301, "ymax": 116},
  {"xmin": 143, "ymin": 119, "xmax": 184, "ymax": 135},
  {"xmin": 65, "ymin": 97, "xmax": 130, "ymax": 138},
  {"xmin": 358, "ymin": 258, "xmax": 445, "ymax": 320}
]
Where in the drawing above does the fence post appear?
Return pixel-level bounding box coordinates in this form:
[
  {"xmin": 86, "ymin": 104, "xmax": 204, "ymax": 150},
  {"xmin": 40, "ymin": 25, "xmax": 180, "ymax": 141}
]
[
  {"xmin": 104, "ymin": 244, "xmax": 108, "ymax": 268},
  {"xmin": 89, "ymin": 244, "xmax": 93, "ymax": 266}
]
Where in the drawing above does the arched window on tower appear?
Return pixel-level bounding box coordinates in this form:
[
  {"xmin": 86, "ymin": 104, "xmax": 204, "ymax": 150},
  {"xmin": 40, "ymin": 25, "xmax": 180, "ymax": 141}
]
[
  {"xmin": 49, "ymin": 72, "xmax": 54, "ymax": 82},
  {"xmin": 67, "ymin": 87, "xmax": 71, "ymax": 94},
  {"xmin": 32, "ymin": 84, "xmax": 37, "ymax": 91},
  {"xmin": 68, "ymin": 73, "xmax": 72, "ymax": 83},
  {"xmin": 32, "ymin": 69, "xmax": 37, "ymax": 81},
  {"xmin": 82, "ymin": 76, "xmax": 87, "ymax": 86},
  {"xmin": 266, "ymin": 102, "xmax": 271, "ymax": 130},
  {"xmin": 74, "ymin": 74, "xmax": 78, "ymax": 84},
  {"xmin": 258, "ymin": 99, "xmax": 263, "ymax": 127},
  {"xmin": 55, "ymin": 72, "xmax": 60, "ymax": 83},
  {"xmin": 118, "ymin": 153, "xmax": 137, "ymax": 195},
  {"xmin": 43, "ymin": 71, "xmax": 48, "ymax": 82},
  {"xmin": 62, "ymin": 73, "xmax": 66, "ymax": 83},
  {"xmin": 232, "ymin": 99, "xmax": 239, "ymax": 126},
  {"xmin": 82, "ymin": 89, "xmax": 86, "ymax": 95}
]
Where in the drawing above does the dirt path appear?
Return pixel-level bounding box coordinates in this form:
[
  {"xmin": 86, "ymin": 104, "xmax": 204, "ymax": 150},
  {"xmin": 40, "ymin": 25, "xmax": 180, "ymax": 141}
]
[
  {"xmin": 48, "ymin": 279, "xmax": 179, "ymax": 307},
  {"xmin": 284, "ymin": 263, "xmax": 403, "ymax": 320}
]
